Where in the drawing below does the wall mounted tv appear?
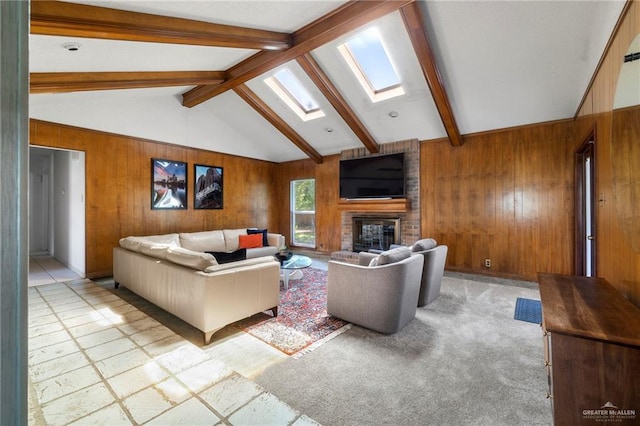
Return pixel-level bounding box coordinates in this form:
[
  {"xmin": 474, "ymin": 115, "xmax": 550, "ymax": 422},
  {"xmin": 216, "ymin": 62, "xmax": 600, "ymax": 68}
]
[{"xmin": 339, "ymin": 153, "xmax": 405, "ymax": 199}]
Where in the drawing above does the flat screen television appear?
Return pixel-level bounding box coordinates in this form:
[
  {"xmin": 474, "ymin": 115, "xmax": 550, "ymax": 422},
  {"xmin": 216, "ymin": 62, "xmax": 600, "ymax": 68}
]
[{"xmin": 339, "ymin": 153, "xmax": 405, "ymax": 199}]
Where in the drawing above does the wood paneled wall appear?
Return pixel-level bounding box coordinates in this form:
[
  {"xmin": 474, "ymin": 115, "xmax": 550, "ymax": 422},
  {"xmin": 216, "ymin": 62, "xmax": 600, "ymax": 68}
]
[
  {"xmin": 32, "ymin": 115, "xmax": 604, "ymax": 286},
  {"xmin": 575, "ymin": 0, "xmax": 640, "ymax": 306},
  {"xmin": 30, "ymin": 119, "xmax": 277, "ymax": 278},
  {"xmin": 276, "ymin": 121, "xmax": 579, "ymax": 283},
  {"xmin": 420, "ymin": 121, "xmax": 577, "ymax": 281}
]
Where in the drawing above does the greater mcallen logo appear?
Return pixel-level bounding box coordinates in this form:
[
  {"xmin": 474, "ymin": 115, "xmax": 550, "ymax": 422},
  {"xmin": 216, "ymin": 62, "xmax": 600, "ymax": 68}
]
[{"xmin": 583, "ymin": 402, "xmax": 636, "ymax": 422}]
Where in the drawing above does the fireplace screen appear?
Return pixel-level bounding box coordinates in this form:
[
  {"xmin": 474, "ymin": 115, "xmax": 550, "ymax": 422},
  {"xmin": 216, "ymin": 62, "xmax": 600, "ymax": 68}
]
[{"xmin": 352, "ymin": 217, "xmax": 400, "ymax": 252}]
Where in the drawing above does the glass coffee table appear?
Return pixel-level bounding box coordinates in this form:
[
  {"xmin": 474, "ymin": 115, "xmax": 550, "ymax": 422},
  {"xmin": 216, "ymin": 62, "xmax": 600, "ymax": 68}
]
[{"xmin": 280, "ymin": 254, "xmax": 312, "ymax": 290}]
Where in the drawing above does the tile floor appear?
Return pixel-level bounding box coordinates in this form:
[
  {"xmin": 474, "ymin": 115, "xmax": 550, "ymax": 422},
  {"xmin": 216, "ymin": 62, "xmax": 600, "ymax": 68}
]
[
  {"xmin": 26, "ymin": 253, "xmax": 533, "ymax": 425},
  {"xmin": 28, "ymin": 257, "xmax": 321, "ymax": 425},
  {"xmin": 29, "ymin": 256, "xmax": 81, "ymax": 287}
]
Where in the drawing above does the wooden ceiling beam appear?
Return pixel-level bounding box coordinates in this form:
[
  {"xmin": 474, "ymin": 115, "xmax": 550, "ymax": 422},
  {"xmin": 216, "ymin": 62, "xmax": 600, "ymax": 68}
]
[
  {"xmin": 183, "ymin": 0, "xmax": 415, "ymax": 107},
  {"xmin": 297, "ymin": 53, "xmax": 379, "ymax": 154},
  {"xmin": 233, "ymin": 84, "xmax": 323, "ymax": 164},
  {"xmin": 30, "ymin": 1, "xmax": 292, "ymax": 50},
  {"xmin": 400, "ymin": 2, "xmax": 464, "ymax": 147},
  {"xmin": 30, "ymin": 71, "xmax": 226, "ymax": 93}
]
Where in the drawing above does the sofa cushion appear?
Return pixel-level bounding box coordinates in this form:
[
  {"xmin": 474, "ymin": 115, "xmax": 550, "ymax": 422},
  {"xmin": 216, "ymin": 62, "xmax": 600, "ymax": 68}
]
[
  {"xmin": 165, "ymin": 247, "xmax": 218, "ymax": 270},
  {"xmin": 206, "ymin": 249, "xmax": 247, "ymax": 264},
  {"xmin": 223, "ymin": 229, "xmax": 247, "ymax": 252},
  {"xmin": 137, "ymin": 241, "xmax": 172, "ymax": 260},
  {"xmin": 247, "ymin": 228, "xmax": 269, "ymax": 246},
  {"xmin": 369, "ymin": 246, "xmax": 412, "ymax": 266},
  {"xmin": 246, "ymin": 246, "xmax": 278, "ymax": 259},
  {"xmin": 141, "ymin": 233, "xmax": 180, "ymax": 246},
  {"xmin": 239, "ymin": 233, "xmax": 263, "ymax": 249},
  {"xmin": 179, "ymin": 230, "xmax": 226, "ymax": 252},
  {"xmin": 267, "ymin": 233, "xmax": 285, "ymax": 249},
  {"xmin": 203, "ymin": 255, "xmax": 277, "ymax": 273},
  {"xmin": 120, "ymin": 234, "xmax": 180, "ymax": 251},
  {"xmin": 120, "ymin": 236, "xmax": 177, "ymax": 259},
  {"xmin": 119, "ymin": 236, "xmax": 143, "ymax": 252},
  {"xmin": 411, "ymin": 238, "xmax": 438, "ymax": 252}
]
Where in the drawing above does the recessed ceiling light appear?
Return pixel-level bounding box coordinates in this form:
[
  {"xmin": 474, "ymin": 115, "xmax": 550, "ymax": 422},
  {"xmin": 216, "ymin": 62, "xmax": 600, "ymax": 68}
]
[
  {"xmin": 62, "ymin": 42, "xmax": 81, "ymax": 52},
  {"xmin": 388, "ymin": 111, "xmax": 399, "ymax": 118}
]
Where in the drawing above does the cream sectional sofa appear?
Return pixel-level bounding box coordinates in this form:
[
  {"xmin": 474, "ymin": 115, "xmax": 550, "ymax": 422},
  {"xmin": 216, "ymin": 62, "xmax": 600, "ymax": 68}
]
[{"xmin": 113, "ymin": 229, "xmax": 284, "ymax": 344}]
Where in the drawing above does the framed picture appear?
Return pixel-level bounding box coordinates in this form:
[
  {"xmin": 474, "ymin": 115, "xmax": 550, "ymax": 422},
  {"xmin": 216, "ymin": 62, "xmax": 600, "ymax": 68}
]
[
  {"xmin": 194, "ymin": 164, "xmax": 223, "ymax": 209},
  {"xmin": 151, "ymin": 158, "xmax": 187, "ymax": 209}
]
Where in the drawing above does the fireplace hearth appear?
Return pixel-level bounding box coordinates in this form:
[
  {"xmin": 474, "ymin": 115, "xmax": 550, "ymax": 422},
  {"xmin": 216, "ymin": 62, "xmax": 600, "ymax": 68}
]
[{"xmin": 352, "ymin": 217, "xmax": 400, "ymax": 252}]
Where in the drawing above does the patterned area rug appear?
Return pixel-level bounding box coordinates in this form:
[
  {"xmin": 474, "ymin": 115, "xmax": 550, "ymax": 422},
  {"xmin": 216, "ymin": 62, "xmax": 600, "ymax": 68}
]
[{"xmin": 238, "ymin": 268, "xmax": 350, "ymax": 357}]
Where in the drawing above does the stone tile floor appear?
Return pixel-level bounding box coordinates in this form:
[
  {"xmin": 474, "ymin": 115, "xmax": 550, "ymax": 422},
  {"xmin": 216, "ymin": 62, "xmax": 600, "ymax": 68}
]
[
  {"xmin": 29, "ymin": 256, "xmax": 81, "ymax": 287},
  {"xmin": 28, "ymin": 279, "xmax": 319, "ymax": 425}
]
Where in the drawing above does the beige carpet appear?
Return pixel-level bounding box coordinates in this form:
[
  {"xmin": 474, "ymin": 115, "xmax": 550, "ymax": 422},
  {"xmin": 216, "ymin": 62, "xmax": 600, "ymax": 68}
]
[{"xmin": 253, "ymin": 274, "xmax": 552, "ymax": 426}]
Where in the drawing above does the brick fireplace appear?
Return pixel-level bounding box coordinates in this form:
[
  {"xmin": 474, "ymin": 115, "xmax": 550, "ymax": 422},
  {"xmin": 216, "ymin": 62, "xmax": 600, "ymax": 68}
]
[
  {"xmin": 337, "ymin": 139, "xmax": 421, "ymax": 256},
  {"xmin": 352, "ymin": 217, "xmax": 401, "ymax": 252}
]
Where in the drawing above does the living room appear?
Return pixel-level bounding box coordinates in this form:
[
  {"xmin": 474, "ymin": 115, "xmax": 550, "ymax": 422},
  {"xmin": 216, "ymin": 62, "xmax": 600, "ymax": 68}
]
[
  {"xmin": 20, "ymin": 0, "xmax": 638, "ymax": 299},
  {"xmin": 3, "ymin": 0, "xmax": 640, "ymax": 424}
]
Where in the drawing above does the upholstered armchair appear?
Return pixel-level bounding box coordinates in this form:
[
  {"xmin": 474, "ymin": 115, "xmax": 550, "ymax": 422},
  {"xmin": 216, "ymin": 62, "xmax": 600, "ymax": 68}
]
[
  {"xmin": 410, "ymin": 239, "xmax": 448, "ymax": 307},
  {"xmin": 327, "ymin": 248, "xmax": 424, "ymax": 334}
]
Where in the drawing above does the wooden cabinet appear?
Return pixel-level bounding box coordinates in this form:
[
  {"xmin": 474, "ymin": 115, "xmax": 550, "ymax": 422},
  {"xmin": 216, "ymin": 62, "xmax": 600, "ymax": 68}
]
[{"xmin": 538, "ymin": 273, "xmax": 640, "ymax": 425}]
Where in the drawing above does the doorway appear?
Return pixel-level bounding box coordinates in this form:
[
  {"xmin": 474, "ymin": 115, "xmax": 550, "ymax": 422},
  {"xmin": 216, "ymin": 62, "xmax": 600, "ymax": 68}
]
[
  {"xmin": 575, "ymin": 132, "xmax": 596, "ymax": 277},
  {"xmin": 29, "ymin": 146, "xmax": 86, "ymax": 278}
]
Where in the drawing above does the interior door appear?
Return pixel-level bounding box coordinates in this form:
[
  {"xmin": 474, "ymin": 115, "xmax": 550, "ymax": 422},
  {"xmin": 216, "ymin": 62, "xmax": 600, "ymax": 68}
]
[{"xmin": 575, "ymin": 136, "xmax": 596, "ymax": 276}]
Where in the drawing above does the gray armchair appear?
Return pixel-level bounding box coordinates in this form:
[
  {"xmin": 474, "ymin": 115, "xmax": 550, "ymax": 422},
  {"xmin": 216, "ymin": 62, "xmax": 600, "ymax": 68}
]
[
  {"xmin": 327, "ymin": 251, "xmax": 424, "ymax": 334},
  {"xmin": 413, "ymin": 245, "xmax": 448, "ymax": 307}
]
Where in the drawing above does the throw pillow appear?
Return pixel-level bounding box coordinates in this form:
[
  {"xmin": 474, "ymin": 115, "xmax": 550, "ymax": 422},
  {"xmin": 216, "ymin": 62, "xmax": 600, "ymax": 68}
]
[
  {"xmin": 411, "ymin": 238, "xmax": 438, "ymax": 252},
  {"xmin": 238, "ymin": 233, "xmax": 263, "ymax": 249},
  {"xmin": 206, "ymin": 249, "xmax": 247, "ymax": 264},
  {"xmin": 247, "ymin": 228, "xmax": 269, "ymax": 246},
  {"xmin": 376, "ymin": 246, "xmax": 411, "ymax": 265}
]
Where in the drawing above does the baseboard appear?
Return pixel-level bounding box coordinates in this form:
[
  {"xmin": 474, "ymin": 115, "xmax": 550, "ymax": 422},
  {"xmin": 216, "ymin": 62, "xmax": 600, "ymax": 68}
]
[
  {"xmin": 86, "ymin": 270, "xmax": 113, "ymax": 279},
  {"xmin": 444, "ymin": 270, "xmax": 539, "ymax": 290},
  {"xmin": 445, "ymin": 266, "xmax": 536, "ymax": 283},
  {"xmin": 67, "ymin": 264, "xmax": 85, "ymax": 278}
]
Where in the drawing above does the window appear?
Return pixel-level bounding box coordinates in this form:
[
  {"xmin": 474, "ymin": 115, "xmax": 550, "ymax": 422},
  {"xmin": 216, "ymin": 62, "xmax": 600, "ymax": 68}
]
[
  {"xmin": 265, "ymin": 69, "xmax": 325, "ymax": 121},
  {"xmin": 291, "ymin": 179, "xmax": 316, "ymax": 248},
  {"xmin": 338, "ymin": 27, "xmax": 405, "ymax": 102}
]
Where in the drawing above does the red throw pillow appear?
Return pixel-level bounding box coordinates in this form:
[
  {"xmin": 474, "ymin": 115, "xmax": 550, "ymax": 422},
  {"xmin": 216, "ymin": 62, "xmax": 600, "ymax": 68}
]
[{"xmin": 238, "ymin": 233, "xmax": 263, "ymax": 249}]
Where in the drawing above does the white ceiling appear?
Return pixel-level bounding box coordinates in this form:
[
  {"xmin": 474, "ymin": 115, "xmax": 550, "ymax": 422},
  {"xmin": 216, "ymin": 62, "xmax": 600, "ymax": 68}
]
[{"xmin": 29, "ymin": 0, "xmax": 627, "ymax": 163}]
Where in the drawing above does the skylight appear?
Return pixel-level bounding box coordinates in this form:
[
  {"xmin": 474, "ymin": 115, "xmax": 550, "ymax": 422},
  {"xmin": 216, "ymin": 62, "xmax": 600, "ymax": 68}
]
[
  {"xmin": 264, "ymin": 69, "xmax": 325, "ymax": 121},
  {"xmin": 338, "ymin": 27, "xmax": 405, "ymax": 102}
]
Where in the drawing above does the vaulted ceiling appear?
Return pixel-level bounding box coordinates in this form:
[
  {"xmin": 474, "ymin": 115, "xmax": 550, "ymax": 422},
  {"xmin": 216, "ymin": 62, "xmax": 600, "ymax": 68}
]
[{"xmin": 29, "ymin": 0, "xmax": 627, "ymax": 163}]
